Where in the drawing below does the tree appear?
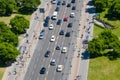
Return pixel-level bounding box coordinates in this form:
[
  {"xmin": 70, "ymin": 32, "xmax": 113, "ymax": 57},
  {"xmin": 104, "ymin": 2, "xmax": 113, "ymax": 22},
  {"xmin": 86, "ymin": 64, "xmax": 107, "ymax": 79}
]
[
  {"xmin": 88, "ymin": 29, "xmax": 120, "ymax": 59},
  {"xmin": 110, "ymin": 1, "xmax": 120, "ymax": 19},
  {"xmin": 0, "ymin": 22, "xmax": 18, "ymax": 46},
  {"xmin": 0, "ymin": 0, "xmax": 16, "ymax": 16},
  {"xmin": 0, "ymin": 1, "xmax": 6, "ymax": 16},
  {"xmin": 0, "ymin": 42, "xmax": 20, "ymax": 65},
  {"xmin": 10, "ymin": 15, "xmax": 29, "ymax": 34},
  {"xmin": 18, "ymin": 0, "xmax": 41, "ymax": 14},
  {"xmin": 94, "ymin": 0, "xmax": 106, "ymax": 12},
  {"xmin": 88, "ymin": 38, "xmax": 104, "ymax": 58}
]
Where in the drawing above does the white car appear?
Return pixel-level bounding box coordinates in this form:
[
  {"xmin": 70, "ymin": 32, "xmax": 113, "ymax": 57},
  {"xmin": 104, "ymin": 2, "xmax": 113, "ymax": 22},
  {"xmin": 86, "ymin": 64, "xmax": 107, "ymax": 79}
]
[
  {"xmin": 61, "ymin": 47, "xmax": 68, "ymax": 53},
  {"xmin": 50, "ymin": 35, "xmax": 55, "ymax": 42},
  {"xmin": 50, "ymin": 59, "xmax": 56, "ymax": 66},
  {"xmin": 49, "ymin": 24, "xmax": 54, "ymax": 30},
  {"xmin": 56, "ymin": 65, "xmax": 63, "ymax": 72},
  {"xmin": 70, "ymin": 12, "xmax": 75, "ymax": 18}
]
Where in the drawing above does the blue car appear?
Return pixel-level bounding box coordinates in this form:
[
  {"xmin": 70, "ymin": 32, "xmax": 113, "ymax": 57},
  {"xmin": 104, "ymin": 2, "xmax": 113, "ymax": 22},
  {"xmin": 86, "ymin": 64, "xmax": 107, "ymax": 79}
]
[
  {"xmin": 45, "ymin": 51, "xmax": 51, "ymax": 57},
  {"xmin": 57, "ymin": 1, "xmax": 61, "ymax": 5},
  {"xmin": 55, "ymin": 6, "xmax": 60, "ymax": 12},
  {"xmin": 40, "ymin": 67, "xmax": 46, "ymax": 74},
  {"xmin": 57, "ymin": 19, "xmax": 62, "ymax": 25}
]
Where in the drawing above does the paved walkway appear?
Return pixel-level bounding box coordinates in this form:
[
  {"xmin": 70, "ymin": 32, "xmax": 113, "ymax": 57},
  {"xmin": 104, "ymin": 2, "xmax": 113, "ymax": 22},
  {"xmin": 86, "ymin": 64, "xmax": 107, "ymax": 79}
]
[
  {"xmin": 2, "ymin": 0, "xmax": 51, "ymax": 80},
  {"xmin": 68, "ymin": 0, "xmax": 93, "ymax": 80}
]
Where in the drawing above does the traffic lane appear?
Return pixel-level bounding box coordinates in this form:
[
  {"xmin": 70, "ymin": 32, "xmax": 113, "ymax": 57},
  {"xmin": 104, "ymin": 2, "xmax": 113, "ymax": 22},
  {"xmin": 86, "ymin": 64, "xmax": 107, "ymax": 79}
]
[
  {"xmin": 37, "ymin": 0, "xmax": 79, "ymax": 79},
  {"xmin": 53, "ymin": 16, "xmax": 75, "ymax": 80},
  {"xmin": 52, "ymin": 3, "xmax": 77, "ymax": 79},
  {"xmin": 39, "ymin": 28, "xmax": 61, "ymax": 80},
  {"xmin": 23, "ymin": 1, "xmax": 57, "ymax": 79},
  {"xmin": 45, "ymin": 1, "xmax": 71, "ymax": 79},
  {"xmin": 56, "ymin": 4, "xmax": 82, "ymax": 79},
  {"xmin": 46, "ymin": 22, "xmax": 69, "ymax": 80},
  {"xmin": 23, "ymin": 40, "xmax": 45, "ymax": 80},
  {"xmin": 32, "ymin": 21, "xmax": 59, "ymax": 80},
  {"xmin": 38, "ymin": 3, "xmax": 68, "ymax": 79},
  {"xmin": 24, "ymin": 3, "xmax": 56, "ymax": 79},
  {"xmin": 29, "ymin": 38, "xmax": 51, "ymax": 80}
]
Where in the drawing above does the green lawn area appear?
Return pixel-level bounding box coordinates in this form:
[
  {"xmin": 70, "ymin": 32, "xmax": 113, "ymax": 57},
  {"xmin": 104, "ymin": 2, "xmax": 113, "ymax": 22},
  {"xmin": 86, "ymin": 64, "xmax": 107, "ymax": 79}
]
[
  {"xmin": 88, "ymin": 24, "xmax": 120, "ymax": 80},
  {"xmin": 93, "ymin": 24, "xmax": 104, "ymax": 37},
  {"xmin": 0, "ymin": 67, "xmax": 5, "ymax": 80},
  {"xmin": 88, "ymin": 56, "xmax": 120, "ymax": 80},
  {"xmin": 93, "ymin": 24, "xmax": 120, "ymax": 38},
  {"xmin": 98, "ymin": 9, "xmax": 120, "ymax": 28},
  {"xmin": 0, "ymin": 14, "xmax": 31, "ymax": 26}
]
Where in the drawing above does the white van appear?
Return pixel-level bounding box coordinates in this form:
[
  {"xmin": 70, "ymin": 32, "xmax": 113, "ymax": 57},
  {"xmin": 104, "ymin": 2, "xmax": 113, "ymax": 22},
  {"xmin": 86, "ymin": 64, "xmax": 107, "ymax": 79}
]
[{"xmin": 52, "ymin": 11, "xmax": 57, "ymax": 20}]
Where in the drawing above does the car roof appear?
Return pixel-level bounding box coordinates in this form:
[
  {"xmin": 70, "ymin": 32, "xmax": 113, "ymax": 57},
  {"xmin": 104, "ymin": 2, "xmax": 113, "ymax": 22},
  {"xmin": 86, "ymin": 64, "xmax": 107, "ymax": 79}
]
[
  {"xmin": 58, "ymin": 65, "xmax": 62, "ymax": 67},
  {"xmin": 51, "ymin": 59, "xmax": 55, "ymax": 62}
]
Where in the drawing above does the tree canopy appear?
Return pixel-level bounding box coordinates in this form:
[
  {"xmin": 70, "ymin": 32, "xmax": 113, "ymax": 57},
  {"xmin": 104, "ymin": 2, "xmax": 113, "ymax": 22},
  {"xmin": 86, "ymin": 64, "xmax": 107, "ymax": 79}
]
[
  {"xmin": 10, "ymin": 15, "xmax": 29, "ymax": 34},
  {"xmin": 0, "ymin": 42, "xmax": 20, "ymax": 65},
  {"xmin": 93, "ymin": 0, "xmax": 120, "ymax": 19},
  {"xmin": 0, "ymin": 0, "xmax": 16, "ymax": 16},
  {"xmin": 0, "ymin": 22, "xmax": 18, "ymax": 46},
  {"xmin": 87, "ymin": 29, "xmax": 120, "ymax": 60},
  {"xmin": 0, "ymin": 0, "xmax": 41, "ymax": 16}
]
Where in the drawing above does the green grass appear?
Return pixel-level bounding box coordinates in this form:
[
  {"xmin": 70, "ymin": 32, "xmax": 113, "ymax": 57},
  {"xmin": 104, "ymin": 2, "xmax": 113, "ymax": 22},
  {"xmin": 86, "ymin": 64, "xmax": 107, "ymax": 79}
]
[
  {"xmin": 88, "ymin": 56, "xmax": 120, "ymax": 80},
  {"xmin": 93, "ymin": 24, "xmax": 120, "ymax": 38},
  {"xmin": 98, "ymin": 9, "xmax": 120, "ymax": 28},
  {"xmin": 0, "ymin": 14, "xmax": 31, "ymax": 26},
  {"xmin": 93, "ymin": 24, "xmax": 104, "ymax": 37},
  {"xmin": 0, "ymin": 67, "xmax": 5, "ymax": 80}
]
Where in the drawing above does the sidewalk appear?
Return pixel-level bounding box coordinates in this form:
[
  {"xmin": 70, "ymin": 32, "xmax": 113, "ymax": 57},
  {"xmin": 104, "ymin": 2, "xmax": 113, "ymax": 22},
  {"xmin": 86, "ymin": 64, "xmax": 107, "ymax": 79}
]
[
  {"xmin": 68, "ymin": 0, "xmax": 91, "ymax": 80},
  {"xmin": 2, "ymin": 0, "xmax": 51, "ymax": 80}
]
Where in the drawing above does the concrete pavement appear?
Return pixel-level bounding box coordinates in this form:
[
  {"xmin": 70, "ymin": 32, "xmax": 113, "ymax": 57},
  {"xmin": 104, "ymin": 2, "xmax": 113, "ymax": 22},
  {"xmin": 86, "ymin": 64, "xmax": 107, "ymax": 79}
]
[
  {"xmin": 68, "ymin": 0, "xmax": 94, "ymax": 80},
  {"xmin": 2, "ymin": 0, "xmax": 51, "ymax": 80}
]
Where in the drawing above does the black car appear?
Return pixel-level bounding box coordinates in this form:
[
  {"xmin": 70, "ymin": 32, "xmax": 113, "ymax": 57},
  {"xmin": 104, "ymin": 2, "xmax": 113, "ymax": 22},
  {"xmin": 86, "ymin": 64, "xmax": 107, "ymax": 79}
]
[
  {"xmin": 71, "ymin": 0, "xmax": 76, "ymax": 3},
  {"xmin": 72, "ymin": 6, "xmax": 76, "ymax": 10},
  {"xmin": 40, "ymin": 67, "xmax": 46, "ymax": 74},
  {"xmin": 40, "ymin": 29, "xmax": 45, "ymax": 33},
  {"xmin": 56, "ymin": 45, "xmax": 61, "ymax": 50},
  {"xmin": 67, "ymin": 3, "xmax": 71, "ymax": 7},
  {"xmin": 68, "ymin": 23, "xmax": 72, "ymax": 27},
  {"xmin": 55, "ymin": 6, "xmax": 60, "ymax": 12},
  {"xmin": 65, "ymin": 32, "xmax": 70, "ymax": 37},
  {"xmin": 57, "ymin": 19, "xmax": 62, "ymax": 25},
  {"xmin": 45, "ymin": 51, "xmax": 51, "ymax": 57},
  {"xmin": 62, "ymin": 1, "xmax": 66, "ymax": 5},
  {"xmin": 45, "ymin": 16, "xmax": 50, "ymax": 23},
  {"xmin": 59, "ymin": 30, "xmax": 64, "ymax": 35},
  {"xmin": 43, "ymin": 22, "xmax": 49, "ymax": 27}
]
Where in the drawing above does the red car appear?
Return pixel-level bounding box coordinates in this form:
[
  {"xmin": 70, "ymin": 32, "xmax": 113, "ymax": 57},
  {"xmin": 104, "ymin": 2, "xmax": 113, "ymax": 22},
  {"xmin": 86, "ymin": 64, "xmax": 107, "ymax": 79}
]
[{"xmin": 63, "ymin": 17, "xmax": 68, "ymax": 21}]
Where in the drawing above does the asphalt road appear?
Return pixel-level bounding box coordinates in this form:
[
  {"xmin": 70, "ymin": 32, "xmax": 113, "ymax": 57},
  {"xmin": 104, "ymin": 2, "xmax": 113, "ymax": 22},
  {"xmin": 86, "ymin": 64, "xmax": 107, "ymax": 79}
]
[{"xmin": 24, "ymin": 0, "xmax": 84, "ymax": 80}]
